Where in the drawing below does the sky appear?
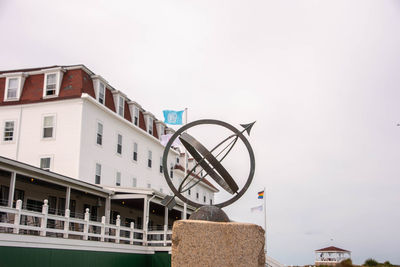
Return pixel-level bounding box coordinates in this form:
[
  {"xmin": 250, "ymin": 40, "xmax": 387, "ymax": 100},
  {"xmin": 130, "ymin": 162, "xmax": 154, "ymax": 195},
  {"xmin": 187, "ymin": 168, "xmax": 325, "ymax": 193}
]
[{"xmin": 1, "ymin": 0, "xmax": 400, "ymax": 265}]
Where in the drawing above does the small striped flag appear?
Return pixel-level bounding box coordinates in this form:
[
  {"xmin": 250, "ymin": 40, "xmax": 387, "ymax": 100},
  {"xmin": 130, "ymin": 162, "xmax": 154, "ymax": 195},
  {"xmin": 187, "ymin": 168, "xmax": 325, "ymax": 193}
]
[{"xmin": 258, "ymin": 191, "xmax": 264, "ymax": 199}]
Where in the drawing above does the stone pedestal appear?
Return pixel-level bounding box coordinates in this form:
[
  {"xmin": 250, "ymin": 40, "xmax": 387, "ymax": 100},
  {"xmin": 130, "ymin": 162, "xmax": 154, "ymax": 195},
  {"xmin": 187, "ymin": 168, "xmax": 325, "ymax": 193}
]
[{"xmin": 171, "ymin": 220, "xmax": 265, "ymax": 267}]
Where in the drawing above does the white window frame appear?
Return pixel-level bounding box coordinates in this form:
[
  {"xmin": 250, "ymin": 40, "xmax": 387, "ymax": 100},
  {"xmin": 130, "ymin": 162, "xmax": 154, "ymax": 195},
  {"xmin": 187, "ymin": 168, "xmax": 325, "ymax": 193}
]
[
  {"xmin": 118, "ymin": 96, "xmax": 124, "ymax": 117},
  {"xmin": 134, "ymin": 107, "xmax": 139, "ymax": 126},
  {"xmin": 133, "ymin": 142, "xmax": 138, "ymax": 162},
  {"xmin": 159, "ymin": 125, "xmax": 164, "ymax": 140},
  {"xmin": 148, "ymin": 117, "xmax": 153, "ymax": 135},
  {"xmin": 98, "ymin": 82, "xmax": 106, "ymax": 105},
  {"xmin": 116, "ymin": 172, "xmax": 121, "ymax": 186},
  {"xmin": 96, "ymin": 122, "xmax": 103, "ymax": 146},
  {"xmin": 95, "ymin": 163, "xmax": 102, "ymax": 184},
  {"xmin": 159, "ymin": 156, "xmax": 163, "ymax": 174},
  {"xmin": 43, "ymin": 72, "xmax": 61, "ymax": 98},
  {"xmin": 3, "ymin": 120, "xmax": 16, "ymax": 142},
  {"xmin": 4, "ymin": 77, "xmax": 20, "ymax": 101},
  {"xmin": 117, "ymin": 133, "xmax": 123, "ymax": 155},
  {"xmin": 147, "ymin": 150, "xmax": 152, "ymax": 168},
  {"xmin": 170, "ymin": 163, "xmax": 174, "ymax": 178},
  {"xmin": 39, "ymin": 155, "xmax": 53, "ymax": 171},
  {"xmin": 42, "ymin": 114, "xmax": 56, "ymax": 140}
]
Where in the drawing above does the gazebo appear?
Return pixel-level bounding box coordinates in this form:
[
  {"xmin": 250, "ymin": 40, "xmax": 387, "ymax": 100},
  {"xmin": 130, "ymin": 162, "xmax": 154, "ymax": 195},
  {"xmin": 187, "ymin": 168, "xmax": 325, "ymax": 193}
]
[{"xmin": 315, "ymin": 246, "xmax": 351, "ymax": 266}]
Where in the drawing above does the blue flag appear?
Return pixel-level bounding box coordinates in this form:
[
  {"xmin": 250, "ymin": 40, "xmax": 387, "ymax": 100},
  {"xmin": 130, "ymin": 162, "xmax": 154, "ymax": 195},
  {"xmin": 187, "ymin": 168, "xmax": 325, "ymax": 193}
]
[{"xmin": 163, "ymin": 110, "xmax": 184, "ymax": 125}]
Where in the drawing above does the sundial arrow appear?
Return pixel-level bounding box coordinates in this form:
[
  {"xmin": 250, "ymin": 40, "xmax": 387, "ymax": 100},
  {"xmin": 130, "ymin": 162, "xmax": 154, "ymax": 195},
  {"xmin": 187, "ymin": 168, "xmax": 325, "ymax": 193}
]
[{"xmin": 240, "ymin": 121, "xmax": 256, "ymax": 136}]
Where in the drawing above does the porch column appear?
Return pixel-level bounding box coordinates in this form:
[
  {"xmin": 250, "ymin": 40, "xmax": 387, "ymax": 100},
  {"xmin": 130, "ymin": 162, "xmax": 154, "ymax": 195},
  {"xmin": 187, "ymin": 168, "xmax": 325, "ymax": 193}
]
[
  {"xmin": 142, "ymin": 196, "xmax": 148, "ymax": 245},
  {"xmin": 105, "ymin": 195, "xmax": 111, "ymax": 224},
  {"xmin": 183, "ymin": 203, "xmax": 187, "ymax": 220},
  {"xmin": 164, "ymin": 206, "xmax": 169, "ymax": 228},
  {"xmin": 65, "ymin": 186, "xmax": 71, "ymax": 211},
  {"xmin": 143, "ymin": 196, "xmax": 148, "ymax": 228},
  {"xmin": 8, "ymin": 172, "xmax": 16, "ymax": 207}
]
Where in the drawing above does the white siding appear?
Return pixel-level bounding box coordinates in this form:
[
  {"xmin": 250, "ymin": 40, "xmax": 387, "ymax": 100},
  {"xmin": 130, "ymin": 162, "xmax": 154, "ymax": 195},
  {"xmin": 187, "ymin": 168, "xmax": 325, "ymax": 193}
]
[
  {"xmin": 78, "ymin": 99, "xmax": 178, "ymax": 192},
  {"xmin": 0, "ymin": 99, "xmax": 83, "ymax": 178}
]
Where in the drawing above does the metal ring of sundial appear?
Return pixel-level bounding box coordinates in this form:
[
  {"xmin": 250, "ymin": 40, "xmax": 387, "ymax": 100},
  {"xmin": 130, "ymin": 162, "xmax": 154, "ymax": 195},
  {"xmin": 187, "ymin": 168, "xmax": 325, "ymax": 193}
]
[{"xmin": 162, "ymin": 119, "xmax": 255, "ymax": 208}]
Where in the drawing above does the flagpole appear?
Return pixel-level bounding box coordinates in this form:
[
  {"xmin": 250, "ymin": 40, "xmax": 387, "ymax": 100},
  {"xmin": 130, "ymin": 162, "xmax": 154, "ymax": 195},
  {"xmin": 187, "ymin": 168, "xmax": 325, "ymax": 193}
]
[
  {"xmin": 264, "ymin": 187, "xmax": 267, "ymax": 255},
  {"xmin": 183, "ymin": 108, "xmax": 188, "ymax": 219}
]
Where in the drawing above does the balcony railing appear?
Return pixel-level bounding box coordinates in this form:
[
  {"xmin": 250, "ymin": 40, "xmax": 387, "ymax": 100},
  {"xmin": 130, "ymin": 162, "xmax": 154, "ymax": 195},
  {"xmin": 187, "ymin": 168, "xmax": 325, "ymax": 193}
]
[{"xmin": 0, "ymin": 199, "xmax": 172, "ymax": 247}]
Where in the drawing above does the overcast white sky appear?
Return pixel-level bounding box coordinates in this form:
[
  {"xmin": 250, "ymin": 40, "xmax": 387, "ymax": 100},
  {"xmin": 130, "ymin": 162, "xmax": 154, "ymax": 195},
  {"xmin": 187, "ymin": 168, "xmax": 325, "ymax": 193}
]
[{"xmin": 1, "ymin": 0, "xmax": 400, "ymax": 265}]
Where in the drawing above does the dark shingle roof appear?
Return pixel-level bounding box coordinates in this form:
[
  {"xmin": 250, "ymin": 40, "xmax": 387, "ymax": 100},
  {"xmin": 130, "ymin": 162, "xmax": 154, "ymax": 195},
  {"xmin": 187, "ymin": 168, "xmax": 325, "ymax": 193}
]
[{"xmin": 315, "ymin": 246, "xmax": 350, "ymax": 252}]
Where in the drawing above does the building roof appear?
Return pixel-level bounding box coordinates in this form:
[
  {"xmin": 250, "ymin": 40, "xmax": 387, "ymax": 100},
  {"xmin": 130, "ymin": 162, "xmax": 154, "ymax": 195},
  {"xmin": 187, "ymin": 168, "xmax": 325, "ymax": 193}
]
[
  {"xmin": 315, "ymin": 246, "xmax": 350, "ymax": 252},
  {"xmin": 0, "ymin": 64, "xmax": 174, "ymax": 138},
  {"xmin": 0, "ymin": 65, "xmax": 60, "ymax": 74}
]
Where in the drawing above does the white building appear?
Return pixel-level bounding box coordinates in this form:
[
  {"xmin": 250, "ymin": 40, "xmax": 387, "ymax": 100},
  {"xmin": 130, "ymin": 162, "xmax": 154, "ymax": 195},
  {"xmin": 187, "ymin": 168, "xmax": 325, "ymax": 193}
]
[
  {"xmin": 0, "ymin": 65, "xmax": 218, "ymax": 260},
  {"xmin": 0, "ymin": 65, "xmax": 216, "ymax": 206},
  {"xmin": 315, "ymin": 246, "xmax": 351, "ymax": 266}
]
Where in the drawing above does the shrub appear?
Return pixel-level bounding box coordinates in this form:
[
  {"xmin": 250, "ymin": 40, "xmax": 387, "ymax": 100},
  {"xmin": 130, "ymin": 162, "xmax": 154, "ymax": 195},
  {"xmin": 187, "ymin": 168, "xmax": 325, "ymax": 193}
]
[
  {"xmin": 364, "ymin": 259, "xmax": 378, "ymax": 266},
  {"xmin": 383, "ymin": 261, "xmax": 392, "ymax": 266},
  {"xmin": 339, "ymin": 259, "xmax": 353, "ymax": 267}
]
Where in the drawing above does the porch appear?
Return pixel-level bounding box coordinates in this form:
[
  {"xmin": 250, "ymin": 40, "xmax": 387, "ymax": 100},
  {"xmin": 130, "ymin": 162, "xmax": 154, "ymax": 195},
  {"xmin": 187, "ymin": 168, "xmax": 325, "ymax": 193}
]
[{"xmin": 0, "ymin": 156, "xmax": 189, "ymax": 251}]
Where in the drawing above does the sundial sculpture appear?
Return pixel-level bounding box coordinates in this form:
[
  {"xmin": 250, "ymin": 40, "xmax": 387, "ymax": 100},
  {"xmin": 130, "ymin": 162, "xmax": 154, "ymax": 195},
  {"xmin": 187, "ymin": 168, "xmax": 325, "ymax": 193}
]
[{"xmin": 161, "ymin": 119, "xmax": 255, "ymax": 222}]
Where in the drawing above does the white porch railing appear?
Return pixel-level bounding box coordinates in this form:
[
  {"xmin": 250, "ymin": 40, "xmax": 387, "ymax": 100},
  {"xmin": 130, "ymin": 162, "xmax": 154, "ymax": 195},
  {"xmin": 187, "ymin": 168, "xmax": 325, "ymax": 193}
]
[{"xmin": 0, "ymin": 199, "xmax": 172, "ymax": 247}]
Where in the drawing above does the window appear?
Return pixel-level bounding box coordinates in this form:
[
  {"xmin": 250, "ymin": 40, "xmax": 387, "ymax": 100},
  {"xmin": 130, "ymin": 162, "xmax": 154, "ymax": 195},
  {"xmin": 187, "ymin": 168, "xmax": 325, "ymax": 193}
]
[
  {"xmin": 203, "ymin": 195, "xmax": 206, "ymax": 203},
  {"xmin": 133, "ymin": 142, "xmax": 138, "ymax": 161},
  {"xmin": 96, "ymin": 122, "xmax": 103, "ymax": 145},
  {"xmin": 176, "ymin": 157, "xmax": 179, "ymax": 164},
  {"xmin": 98, "ymin": 82, "xmax": 105, "ymax": 104},
  {"xmin": 6, "ymin": 78, "xmax": 18, "ymax": 99},
  {"xmin": 118, "ymin": 96, "xmax": 124, "ymax": 116},
  {"xmin": 45, "ymin": 73, "xmax": 57, "ymax": 96},
  {"xmin": 147, "ymin": 150, "xmax": 152, "ymax": 168},
  {"xmin": 160, "ymin": 188, "xmax": 163, "ymax": 193},
  {"xmin": 159, "ymin": 157, "xmax": 163, "ymax": 173},
  {"xmin": 117, "ymin": 134, "xmax": 122, "ymax": 154},
  {"xmin": 196, "ymin": 192, "xmax": 199, "ymax": 199},
  {"xmin": 159, "ymin": 125, "xmax": 164, "ymax": 136},
  {"xmin": 95, "ymin": 163, "xmax": 101, "ymax": 184},
  {"xmin": 40, "ymin": 157, "xmax": 51, "ymax": 171},
  {"xmin": 148, "ymin": 117, "xmax": 153, "ymax": 135},
  {"xmin": 43, "ymin": 115, "xmax": 55, "ymax": 139},
  {"xmin": 188, "ymin": 189, "xmax": 191, "ymax": 196},
  {"xmin": 132, "ymin": 177, "xmax": 137, "ymax": 187},
  {"xmin": 210, "ymin": 199, "xmax": 213, "ymax": 205},
  {"xmin": 170, "ymin": 163, "xmax": 174, "ymax": 178},
  {"xmin": 3, "ymin": 121, "xmax": 15, "ymax": 141},
  {"xmin": 116, "ymin": 172, "xmax": 121, "ymax": 186},
  {"xmin": 134, "ymin": 108, "xmax": 139, "ymax": 126},
  {"xmin": 147, "ymin": 183, "xmax": 151, "ymax": 189}
]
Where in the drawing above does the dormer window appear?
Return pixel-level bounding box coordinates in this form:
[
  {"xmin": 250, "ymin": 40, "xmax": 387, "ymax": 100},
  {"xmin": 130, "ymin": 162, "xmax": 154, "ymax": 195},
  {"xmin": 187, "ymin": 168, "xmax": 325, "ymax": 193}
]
[
  {"xmin": 45, "ymin": 74, "xmax": 57, "ymax": 96},
  {"xmin": 98, "ymin": 82, "xmax": 105, "ymax": 104},
  {"xmin": 159, "ymin": 124, "xmax": 164, "ymax": 140},
  {"xmin": 6, "ymin": 78, "xmax": 18, "ymax": 99},
  {"xmin": 148, "ymin": 117, "xmax": 153, "ymax": 135},
  {"xmin": 118, "ymin": 96, "xmax": 124, "ymax": 116},
  {"xmin": 134, "ymin": 107, "xmax": 139, "ymax": 126},
  {"xmin": 3, "ymin": 74, "xmax": 26, "ymax": 101},
  {"xmin": 43, "ymin": 70, "xmax": 63, "ymax": 98}
]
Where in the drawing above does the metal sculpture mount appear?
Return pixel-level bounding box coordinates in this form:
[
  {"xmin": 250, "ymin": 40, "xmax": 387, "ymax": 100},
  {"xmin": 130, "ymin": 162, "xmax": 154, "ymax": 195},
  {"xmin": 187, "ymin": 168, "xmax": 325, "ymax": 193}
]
[{"xmin": 161, "ymin": 119, "xmax": 256, "ymax": 222}]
